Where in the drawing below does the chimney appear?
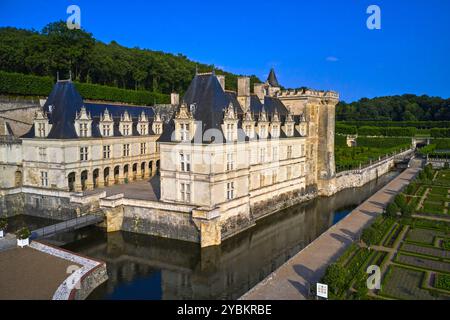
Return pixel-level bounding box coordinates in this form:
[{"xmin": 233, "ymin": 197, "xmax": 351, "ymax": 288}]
[
  {"xmin": 237, "ymin": 77, "xmax": 251, "ymax": 112},
  {"xmin": 238, "ymin": 77, "xmax": 250, "ymax": 97},
  {"xmin": 216, "ymin": 75, "xmax": 225, "ymax": 91},
  {"xmin": 254, "ymin": 83, "xmax": 265, "ymax": 102},
  {"xmin": 171, "ymin": 93, "xmax": 180, "ymax": 105}
]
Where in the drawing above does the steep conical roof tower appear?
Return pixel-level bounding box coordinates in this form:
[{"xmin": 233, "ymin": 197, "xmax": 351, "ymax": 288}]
[{"xmin": 267, "ymin": 68, "xmax": 280, "ymax": 87}]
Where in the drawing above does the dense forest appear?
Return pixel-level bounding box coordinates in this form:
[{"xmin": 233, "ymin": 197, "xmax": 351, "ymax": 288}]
[
  {"xmin": 337, "ymin": 94, "xmax": 450, "ymax": 121},
  {"xmin": 0, "ymin": 21, "xmax": 261, "ymax": 95}
]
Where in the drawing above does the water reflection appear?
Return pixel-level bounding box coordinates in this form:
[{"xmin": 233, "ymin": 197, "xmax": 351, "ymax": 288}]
[{"xmin": 45, "ymin": 170, "xmax": 400, "ymax": 300}]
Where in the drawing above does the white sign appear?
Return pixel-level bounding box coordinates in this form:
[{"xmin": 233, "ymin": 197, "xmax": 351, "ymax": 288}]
[{"xmin": 316, "ymin": 283, "xmax": 328, "ymax": 299}]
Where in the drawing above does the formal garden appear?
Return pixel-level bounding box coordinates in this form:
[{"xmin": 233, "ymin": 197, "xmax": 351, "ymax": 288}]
[
  {"xmin": 335, "ymin": 135, "xmax": 412, "ymax": 172},
  {"xmin": 322, "ymin": 166, "xmax": 450, "ymax": 300}
]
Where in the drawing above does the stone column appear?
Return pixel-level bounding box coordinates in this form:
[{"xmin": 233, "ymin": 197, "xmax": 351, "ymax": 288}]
[
  {"xmin": 144, "ymin": 163, "xmax": 150, "ymax": 179},
  {"xmin": 136, "ymin": 164, "xmax": 142, "ymax": 180},
  {"xmin": 118, "ymin": 166, "xmax": 124, "ymax": 184},
  {"xmin": 151, "ymin": 161, "xmax": 157, "ymax": 176},
  {"xmin": 108, "ymin": 171, "xmax": 115, "ymax": 186},
  {"xmin": 86, "ymin": 171, "xmax": 94, "ymax": 191},
  {"xmin": 74, "ymin": 172, "xmax": 83, "ymax": 192},
  {"xmin": 98, "ymin": 170, "xmax": 105, "ymax": 188}
]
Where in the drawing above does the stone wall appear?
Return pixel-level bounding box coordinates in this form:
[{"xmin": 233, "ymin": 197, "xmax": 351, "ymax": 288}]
[
  {"xmin": 332, "ymin": 158, "xmax": 395, "ymax": 194},
  {"xmin": 0, "ymin": 188, "xmax": 96, "ymax": 220},
  {"xmin": 122, "ymin": 206, "xmax": 200, "ymax": 243}
]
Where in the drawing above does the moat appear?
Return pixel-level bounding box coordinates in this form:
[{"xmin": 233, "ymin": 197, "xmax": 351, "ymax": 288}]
[{"xmin": 6, "ymin": 170, "xmax": 400, "ymax": 300}]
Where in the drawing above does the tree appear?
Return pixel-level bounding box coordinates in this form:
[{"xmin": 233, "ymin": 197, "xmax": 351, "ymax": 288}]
[
  {"xmin": 361, "ymin": 227, "xmax": 378, "ymax": 247},
  {"xmin": 322, "ymin": 263, "xmax": 347, "ymax": 296},
  {"xmin": 385, "ymin": 202, "xmax": 399, "ymax": 218}
]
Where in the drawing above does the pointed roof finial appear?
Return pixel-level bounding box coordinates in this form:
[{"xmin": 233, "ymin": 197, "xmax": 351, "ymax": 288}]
[{"xmin": 267, "ymin": 68, "xmax": 280, "ymax": 87}]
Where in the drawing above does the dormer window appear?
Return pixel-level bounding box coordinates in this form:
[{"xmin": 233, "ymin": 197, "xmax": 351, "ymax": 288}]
[
  {"xmin": 152, "ymin": 112, "xmax": 163, "ymax": 135},
  {"xmin": 138, "ymin": 111, "xmax": 149, "ymax": 135},
  {"xmin": 99, "ymin": 108, "xmax": 113, "ymax": 137},
  {"xmin": 75, "ymin": 106, "xmax": 92, "ymax": 138},
  {"xmin": 34, "ymin": 109, "xmax": 52, "ymax": 138},
  {"xmin": 222, "ymin": 103, "xmax": 238, "ymax": 142},
  {"xmin": 174, "ymin": 103, "xmax": 194, "ymax": 142},
  {"xmin": 119, "ymin": 110, "xmax": 133, "ymax": 136}
]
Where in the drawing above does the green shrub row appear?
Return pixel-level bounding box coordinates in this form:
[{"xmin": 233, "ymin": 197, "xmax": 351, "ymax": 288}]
[
  {"xmin": 335, "ymin": 125, "xmax": 417, "ymax": 137},
  {"xmin": 0, "ymin": 71, "xmax": 170, "ymax": 105},
  {"xmin": 338, "ymin": 121, "xmax": 450, "ymax": 129}
]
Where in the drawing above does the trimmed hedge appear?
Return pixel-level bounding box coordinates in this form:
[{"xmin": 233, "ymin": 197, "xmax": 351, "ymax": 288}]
[
  {"xmin": 0, "ymin": 71, "xmax": 170, "ymax": 105},
  {"xmin": 338, "ymin": 121, "xmax": 450, "ymax": 129}
]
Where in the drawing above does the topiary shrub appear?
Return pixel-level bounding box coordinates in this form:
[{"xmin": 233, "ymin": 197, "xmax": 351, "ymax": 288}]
[
  {"xmin": 361, "ymin": 227, "xmax": 378, "ymax": 247},
  {"xmin": 322, "ymin": 263, "xmax": 347, "ymax": 296},
  {"xmin": 385, "ymin": 202, "xmax": 399, "ymax": 218}
]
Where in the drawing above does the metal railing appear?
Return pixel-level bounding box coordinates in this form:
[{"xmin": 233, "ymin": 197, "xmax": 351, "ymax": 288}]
[{"xmin": 30, "ymin": 213, "xmax": 104, "ymax": 240}]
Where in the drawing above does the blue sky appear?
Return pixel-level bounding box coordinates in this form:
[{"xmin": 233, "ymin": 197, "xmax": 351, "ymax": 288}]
[{"xmin": 0, "ymin": 0, "xmax": 449, "ymax": 102}]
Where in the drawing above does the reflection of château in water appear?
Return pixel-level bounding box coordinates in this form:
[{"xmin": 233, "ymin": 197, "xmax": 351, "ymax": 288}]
[{"xmin": 58, "ymin": 173, "xmax": 396, "ymax": 300}]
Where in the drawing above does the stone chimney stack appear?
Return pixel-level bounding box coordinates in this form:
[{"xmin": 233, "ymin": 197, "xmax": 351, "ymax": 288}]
[
  {"xmin": 254, "ymin": 83, "xmax": 265, "ymax": 102},
  {"xmin": 216, "ymin": 75, "xmax": 225, "ymax": 91},
  {"xmin": 237, "ymin": 77, "xmax": 251, "ymax": 112},
  {"xmin": 171, "ymin": 93, "xmax": 180, "ymax": 105},
  {"xmin": 238, "ymin": 77, "xmax": 250, "ymax": 97}
]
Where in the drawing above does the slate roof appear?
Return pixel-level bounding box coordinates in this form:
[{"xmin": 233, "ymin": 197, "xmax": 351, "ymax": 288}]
[
  {"xmin": 22, "ymin": 80, "xmax": 157, "ymax": 139},
  {"xmin": 158, "ymin": 73, "xmax": 304, "ymax": 144},
  {"xmin": 267, "ymin": 68, "xmax": 280, "ymax": 87}
]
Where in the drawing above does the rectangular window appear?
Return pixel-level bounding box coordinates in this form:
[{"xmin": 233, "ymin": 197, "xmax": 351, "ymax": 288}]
[
  {"xmin": 260, "ymin": 126, "xmax": 266, "ymax": 138},
  {"xmin": 80, "ymin": 147, "xmax": 88, "ymax": 161},
  {"xmin": 226, "ymin": 153, "xmax": 234, "ymax": 171},
  {"xmin": 38, "ymin": 147, "xmax": 47, "ymax": 161},
  {"xmin": 226, "ymin": 123, "xmax": 234, "ymax": 141},
  {"xmin": 272, "ymin": 125, "xmax": 279, "ymax": 138},
  {"xmin": 79, "ymin": 123, "xmax": 88, "ymax": 137},
  {"xmin": 287, "ymin": 166, "xmax": 292, "ymax": 180},
  {"xmin": 140, "ymin": 124, "xmax": 147, "ymax": 135},
  {"xmin": 260, "ymin": 174, "xmax": 265, "ymax": 187},
  {"xmin": 140, "ymin": 143, "xmax": 147, "ymax": 155},
  {"xmin": 272, "ymin": 170, "xmax": 278, "ymax": 184},
  {"xmin": 123, "ymin": 124, "xmax": 130, "ymax": 136},
  {"xmin": 180, "ymin": 153, "xmax": 191, "ymax": 172},
  {"xmin": 181, "ymin": 123, "xmax": 190, "ymax": 141},
  {"xmin": 260, "ymin": 148, "xmax": 266, "ymax": 163},
  {"xmin": 155, "ymin": 125, "xmax": 161, "ymax": 135},
  {"xmin": 123, "ymin": 144, "xmax": 130, "ymax": 157},
  {"xmin": 287, "ymin": 125, "xmax": 293, "ymax": 136},
  {"xmin": 102, "ymin": 124, "xmax": 110, "ymax": 136},
  {"xmin": 273, "ymin": 146, "xmax": 278, "ymax": 161},
  {"xmin": 180, "ymin": 183, "xmax": 191, "ymax": 203},
  {"xmin": 38, "ymin": 123, "xmax": 46, "ymax": 137},
  {"xmin": 245, "ymin": 125, "xmax": 252, "ymax": 137},
  {"xmin": 40, "ymin": 171, "xmax": 48, "ymax": 187},
  {"xmin": 227, "ymin": 182, "xmax": 235, "ymax": 200},
  {"xmin": 103, "ymin": 145, "xmax": 111, "ymax": 159},
  {"xmin": 287, "ymin": 146, "xmax": 293, "ymax": 159}
]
